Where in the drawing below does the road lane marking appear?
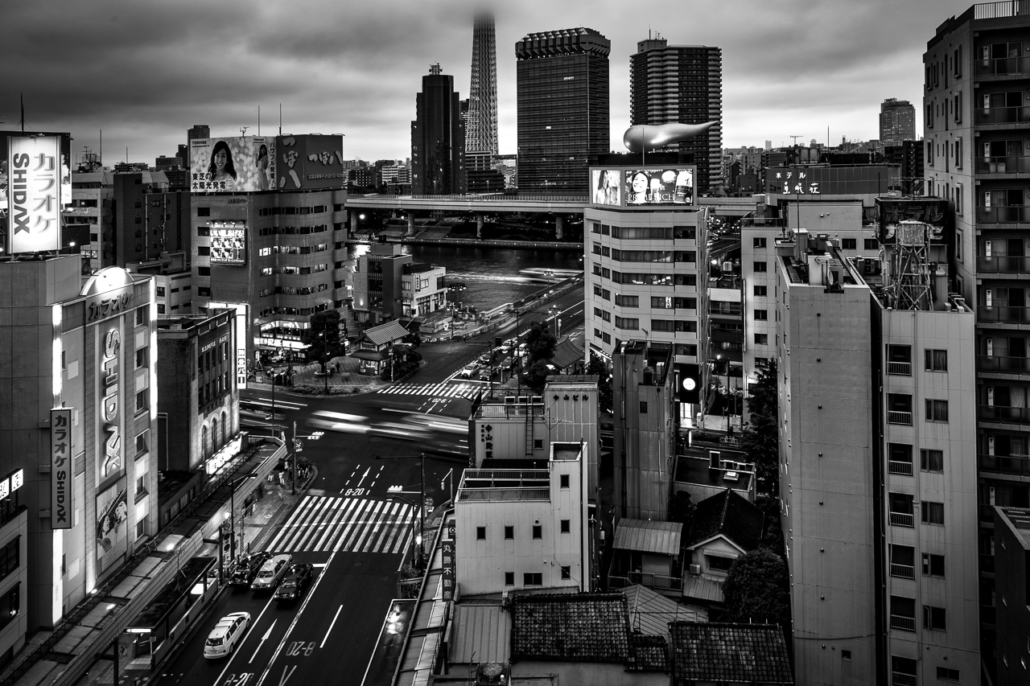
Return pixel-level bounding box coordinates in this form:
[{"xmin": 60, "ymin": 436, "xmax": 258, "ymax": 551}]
[
  {"xmin": 214, "ymin": 593, "xmax": 276, "ymax": 686},
  {"xmin": 277, "ymin": 664, "xmax": 297, "ymax": 686},
  {"xmin": 249, "ymin": 619, "xmax": 277, "ymax": 663},
  {"xmin": 320, "ymin": 605, "xmax": 344, "ymax": 649}
]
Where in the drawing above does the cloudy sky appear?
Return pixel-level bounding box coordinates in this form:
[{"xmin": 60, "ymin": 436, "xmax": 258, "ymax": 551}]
[{"xmin": 3, "ymin": 0, "xmax": 970, "ymax": 166}]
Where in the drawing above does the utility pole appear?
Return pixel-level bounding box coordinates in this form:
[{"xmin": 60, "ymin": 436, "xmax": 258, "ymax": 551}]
[{"xmin": 291, "ymin": 420, "xmax": 298, "ymax": 495}]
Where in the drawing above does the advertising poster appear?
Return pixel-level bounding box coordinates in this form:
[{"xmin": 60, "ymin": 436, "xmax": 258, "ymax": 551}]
[
  {"xmin": 591, "ymin": 169, "xmax": 621, "ymax": 206},
  {"xmin": 190, "ymin": 137, "xmax": 275, "ymax": 193},
  {"xmin": 7, "ymin": 135, "xmax": 64, "ymax": 253},
  {"xmin": 96, "ymin": 480, "xmax": 128, "ymax": 572},
  {"xmin": 276, "ymin": 135, "xmax": 344, "ymax": 190},
  {"xmin": 209, "ymin": 222, "xmax": 246, "ymax": 265},
  {"xmin": 51, "ymin": 408, "xmax": 73, "ymax": 530},
  {"xmin": 623, "ymin": 167, "xmax": 694, "ymax": 206}
]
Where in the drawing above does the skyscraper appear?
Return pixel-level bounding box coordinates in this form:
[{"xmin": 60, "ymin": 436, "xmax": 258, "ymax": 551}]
[
  {"xmin": 630, "ymin": 38, "xmax": 722, "ymax": 194},
  {"xmin": 411, "ymin": 64, "xmax": 466, "ymax": 196},
  {"xmin": 186, "ymin": 124, "xmax": 209, "ymax": 167},
  {"xmin": 466, "ymin": 13, "xmax": 498, "ymax": 158},
  {"xmin": 516, "ymin": 28, "xmax": 610, "ymax": 194},
  {"xmin": 879, "ymin": 98, "xmax": 916, "ymax": 146}
]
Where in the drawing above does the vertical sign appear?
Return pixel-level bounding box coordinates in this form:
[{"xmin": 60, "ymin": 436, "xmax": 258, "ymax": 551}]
[
  {"xmin": 9, "ymin": 136, "xmax": 62, "ymax": 253},
  {"xmin": 441, "ymin": 522, "xmax": 456, "ymax": 601},
  {"xmin": 98, "ymin": 324, "xmax": 124, "ymax": 481},
  {"xmin": 51, "ymin": 408, "xmax": 73, "ymax": 529}
]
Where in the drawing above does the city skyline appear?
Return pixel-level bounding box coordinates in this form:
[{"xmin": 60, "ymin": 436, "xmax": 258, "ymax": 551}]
[{"xmin": 3, "ymin": 0, "xmax": 970, "ymax": 167}]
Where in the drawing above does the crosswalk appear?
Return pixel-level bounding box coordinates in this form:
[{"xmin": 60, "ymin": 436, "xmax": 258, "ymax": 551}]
[
  {"xmin": 376, "ymin": 382, "xmax": 480, "ymax": 399},
  {"xmin": 265, "ymin": 496, "xmax": 414, "ymax": 555}
]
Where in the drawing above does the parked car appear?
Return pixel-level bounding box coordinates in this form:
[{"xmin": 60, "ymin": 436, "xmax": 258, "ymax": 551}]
[
  {"xmin": 478, "ymin": 367, "xmax": 493, "ymax": 381},
  {"xmin": 273, "ymin": 563, "xmax": 315, "ymax": 601},
  {"xmin": 203, "ymin": 612, "xmax": 251, "ymax": 659},
  {"xmin": 250, "ymin": 554, "xmax": 293, "ymax": 592},
  {"xmin": 228, "ymin": 552, "xmax": 272, "ymax": 587},
  {"xmin": 457, "ymin": 366, "xmax": 478, "ymax": 379},
  {"xmin": 477, "ymin": 353, "xmax": 492, "ymax": 365}
]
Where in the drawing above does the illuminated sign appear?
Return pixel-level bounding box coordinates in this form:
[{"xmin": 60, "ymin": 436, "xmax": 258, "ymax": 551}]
[
  {"xmin": 209, "ymin": 222, "xmax": 246, "ymax": 265},
  {"xmin": 51, "ymin": 408, "xmax": 73, "ymax": 529},
  {"xmin": 275, "ymin": 135, "xmax": 344, "ymax": 190},
  {"xmin": 8, "ymin": 136, "xmax": 62, "ymax": 253},
  {"xmin": 86, "ymin": 288, "xmax": 133, "ymax": 324},
  {"xmin": 99, "ymin": 327, "xmax": 123, "ymax": 480},
  {"xmin": 10, "ymin": 469, "xmax": 23, "ymax": 492},
  {"xmin": 623, "ymin": 167, "xmax": 694, "ymax": 206},
  {"xmin": 591, "ymin": 170, "xmax": 622, "ymax": 206},
  {"xmin": 190, "ymin": 137, "xmax": 275, "ymax": 194},
  {"xmin": 766, "ymin": 165, "xmax": 900, "ymax": 196},
  {"xmin": 209, "ymin": 302, "xmax": 248, "ymax": 390}
]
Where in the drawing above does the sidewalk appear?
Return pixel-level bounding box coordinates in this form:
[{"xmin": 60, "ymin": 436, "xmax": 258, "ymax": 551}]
[{"xmin": 255, "ymin": 355, "xmax": 390, "ymax": 396}]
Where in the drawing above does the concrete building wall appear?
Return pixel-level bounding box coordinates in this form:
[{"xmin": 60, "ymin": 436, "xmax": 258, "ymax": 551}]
[{"xmin": 993, "ymin": 507, "xmax": 1030, "ymax": 686}]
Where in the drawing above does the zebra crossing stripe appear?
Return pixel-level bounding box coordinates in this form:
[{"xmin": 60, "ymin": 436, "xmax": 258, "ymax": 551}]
[
  {"xmin": 363, "ymin": 502, "xmax": 397, "ymax": 554},
  {"xmin": 332, "ymin": 498, "xmax": 376, "ymax": 552},
  {"xmin": 266, "ymin": 496, "xmax": 319, "ymax": 551},
  {"xmin": 319, "ymin": 497, "xmax": 366, "ymax": 552},
  {"xmin": 281, "ymin": 496, "xmax": 333, "ymax": 551},
  {"xmin": 345, "ymin": 500, "xmax": 387, "ymax": 552},
  {"xmin": 377, "ymin": 505, "xmax": 412, "ymax": 554},
  {"xmin": 313, "ymin": 498, "xmax": 358, "ymax": 552},
  {"xmin": 297, "ymin": 498, "xmax": 345, "ymax": 551}
]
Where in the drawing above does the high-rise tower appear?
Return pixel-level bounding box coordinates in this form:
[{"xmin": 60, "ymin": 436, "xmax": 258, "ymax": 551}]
[
  {"xmin": 630, "ymin": 38, "xmax": 722, "ymax": 194},
  {"xmin": 879, "ymin": 98, "xmax": 916, "ymax": 146},
  {"xmin": 466, "ymin": 13, "xmax": 499, "ymax": 158},
  {"xmin": 411, "ymin": 64, "xmax": 466, "ymax": 196},
  {"xmin": 516, "ymin": 28, "xmax": 610, "ymax": 195}
]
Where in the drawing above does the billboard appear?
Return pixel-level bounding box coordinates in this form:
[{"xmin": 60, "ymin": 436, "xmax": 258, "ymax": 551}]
[
  {"xmin": 96, "ymin": 480, "xmax": 128, "ymax": 573},
  {"xmin": 6, "ymin": 136, "xmax": 65, "ymax": 253},
  {"xmin": 0, "ymin": 132, "xmax": 71, "ymax": 250},
  {"xmin": 765, "ymin": 165, "xmax": 901, "ymax": 196},
  {"xmin": 190, "ymin": 136, "xmax": 276, "ymax": 193},
  {"xmin": 209, "ymin": 221, "xmax": 246, "ymax": 265},
  {"xmin": 591, "ymin": 169, "xmax": 622, "ymax": 206},
  {"xmin": 51, "ymin": 408, "xmax": 73, "ymax": 529},
  {"xmin": 623, "ymin": 167, "xmax": 694, "ymax": 206},
  {"xmin": 876, "ymin": 197, "xmax": 949, "ymax": 244},
  {"xmin": 276, "ymin": 134, "xmax": 344, "ymax": 190}
]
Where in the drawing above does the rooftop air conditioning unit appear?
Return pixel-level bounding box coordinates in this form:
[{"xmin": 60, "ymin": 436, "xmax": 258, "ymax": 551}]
[
  {"xmin": 688, "ymin": 564, "xmax": 702, "ymax": 576},
  {"xmin": 724, "ymin": 471, "xmax": 740, "ymax": 482}
]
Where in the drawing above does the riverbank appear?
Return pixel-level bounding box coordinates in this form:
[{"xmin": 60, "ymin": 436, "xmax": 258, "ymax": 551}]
[{"xmin": 347, "ymin": 235, "xmax": 582, "ymax": 251}]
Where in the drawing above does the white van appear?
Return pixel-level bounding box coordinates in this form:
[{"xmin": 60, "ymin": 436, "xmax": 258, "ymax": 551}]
[
  {"xmin": 203, "ymin": 612, "xmax": 251, "ymax": 659},
  {"xmin": 250, "ymin": 553, "xmax": 292, "ymax": 592}
]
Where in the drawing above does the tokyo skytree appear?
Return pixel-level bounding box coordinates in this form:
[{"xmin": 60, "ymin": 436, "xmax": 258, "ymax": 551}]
[{"xmin": 466, "ymin": 13, "xmax": 498, "ymax": 157}]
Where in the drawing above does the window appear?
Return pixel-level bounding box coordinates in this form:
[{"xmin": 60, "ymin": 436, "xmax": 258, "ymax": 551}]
[
  {"xmin": 888, "ymin": 443, "xmax": 913, "ymax": 476},
  {"xmin": 754, "ymin": 285, "xmax": 767, "ymax": 297},
  {"xmin": 889, "ymin": 492, "xmax": 915, "ymax": 527},
  {"xmin": 887, "ymin": 344, "xmax": 912, "ymax": 375},
  {"xmin": 922, "ymin": 605, "xmax": 947, "ymax": 631},
  {"xmin": 504, "ymin": 571, "xmax": 514, "ymax": 586},
  {"xmin": 955, "ymin": 136, "xmax": 962, "ymax": 169},
  {"xmin": 560, "ymin": 519, "xmax": 570, "ymax": 533},
  {"xmin": 922, "ymin": 553, "xmax": 945, "ymax": 577},
  {"xmin": 197, "ymin": 206, "xmax": 210, "ymax": 217},
  {"xmin": 504, "ymin": 525, "xmax": 514, "ymax": 540},
  {"xmin": 560, "ymin": 565, "xmax": 571, "ymax": 580},
  {"xmin": 841, "ymin": 650, "xmax": 851, "ymax": 661},
  {"xmin": 135, "ymin": 430, "xmax": 149, "ymax": 455},
  {"xmin": 754, "ymin": 309, "xmax": 768, "ymax": 321},
  {"xmin": 135, "ymin": 306, "xmax": 148, "ymax": 327},
  {"xmin": 864, "ymin": 238, "xmax": 878, "ymax": 250},
  {"xmin": 198, "ymin": 246, "xmax": 211, "ymax": 256},
  {"xmin": 198, "ymin": 266, "xmax": 211, "ymax": 276},
  {"xmin": 0, "ymin": 538, "xmax": 19, "ymax": 582},
  {"xmin": 532, "ymin": 525, "xmax": 542, "ymax": 540},
  {"xmin": 920, "ymin": 449, "xmax": 943, "ymax": 472},
  {"xmin": 890, "ymin": 595, "xmax": 916, "ymax": 632},
  {"xmin": 937, "ymin": 667, "xmax": 959, "ymax": 682},
  {"xmin": 893, "ymin": 656, "xmax": 917, "ymax": 683},
  {"xmin": 157, "ymin": 304, "xmax": 165, "ymax": 315},
  {"xmin": 890, "ymin": 544, "xmax": 915, "ymax": 579},
  {"xmin": 0, "ymin": 585, "xmax": 20, "ymax": 632},
  {"xmin": 615, "ymin": 295, "xmax": 639, "ymax": 307},
  {"xmin": 476, "ymin": 526, "xmax": 486, "ymax": 540},
  {"xmin": 533, "ymin": 439, "xmax": 543, "ymax": 450},
  {"xmin": 754, "ymin": 333, "xmax": 768, "ymax": 345},
  {"xmin": 135, "ymin": 390, "xmax": 149, "ymax": 413},
  {"xmin": 706, "ymin": 555, "xmax": 734, "ymax": 572},
  {"xmin": 523, "ymin": 572, "xmax": 542, "ymax": 586},
  {"xmin": 135, "ymin": 473, "xmax": 147, "ymax": 499},
  {"xmin": 753, "ymin": 261, "xmax": 767, "ymax": 272},
  {"xmin": 136, "ymin": 520, "xmax": 145, "ymax": 539},
  {"xmin": 842, "ymin": 238, "xmax": 857, "ymax": 250},
  {"xmin": 925, "ymin": 349, "xmax": 948, "ymax": 371},
  {"xmin": 615, "ymin": 317, "xmax": 639, "ymax": 330},
  {"xmin": 135, "ymin": 348, "xmax": 149, "ymax": 368},
  {"xmin": 560, "ymin": 474, "xmax": 570, "ymax": 489},
  {"xmin": 639, "ymin": 401, "xmax": 648, "ymax": 414},
  {"xmin": 922, "ymin": 501, "xmax": 945, "ymax": 525},
  {"xmin": 925, "ymin": 399, "xmax": 949, "ymax": 422},
  {"xmin": 753, "ymin": 237, "xmax": 767, "ymax": 248}
]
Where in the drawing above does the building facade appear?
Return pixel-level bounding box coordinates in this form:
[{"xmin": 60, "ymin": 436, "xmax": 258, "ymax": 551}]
[
  {"xmin": 630, "ymin": 38, "xmax": 723, "ymax": 194},
  {"xmin": 466, "ymin": 13, "xmax": 499, "ymax": 159},
  {"xmin": 879, "ymin": 98, "xmax": 917, "ymax": 147},
  {"xmin": 516, "ymin": 28, "xmax": 610, "ymax": 194},
  {"xmin": 66, "ymin": 171, "xmax": 115, "ymax": 273},
  {"xmin": 992, "ymin": 506, "xmax": 1030, "ymax": 685},
  {"xmin": 410, "ymin": 64, "xmax": 466, "ymax": 196},
  {"xmin": 113, "ymin": 172, "xmax": 191, "ymax": 267},
  {"xmin": 352, "ymin": 243, "xmax": 447, "ymax": 324}
]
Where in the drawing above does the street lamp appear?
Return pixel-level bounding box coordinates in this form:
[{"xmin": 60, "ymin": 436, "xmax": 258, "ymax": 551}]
[{"xmin": 374, "ymin": 453, "xmax": 426, "ymax": 568}]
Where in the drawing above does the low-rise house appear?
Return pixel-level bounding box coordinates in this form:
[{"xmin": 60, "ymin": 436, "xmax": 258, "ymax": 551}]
[
  {"xmin": 683, "ymin": 488, "xmax": 763, "ymax": 610},
  {"xmin": 608, "ymin": 519, "xmax": 684, "ymax": 596},
  {"xmin": 350, "ymin": 320, "xmax": 409, "ymax": 374}
]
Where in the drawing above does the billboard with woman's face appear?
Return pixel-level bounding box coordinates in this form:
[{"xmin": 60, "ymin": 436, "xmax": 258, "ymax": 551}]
[
  {"xmin": 190, "ymin": 137, "xmax": 276, "ymax": 193},
  {"xmin": 623, "ymin": 168, "xmax": 694, "ymax": 206},
  {"xmin": 591, "ymin": 169, "xmax": 622, "ymax": 206}
]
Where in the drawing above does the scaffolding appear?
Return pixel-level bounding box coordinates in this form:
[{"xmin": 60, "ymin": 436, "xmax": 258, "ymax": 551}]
[{"xmin": 884, "ymin": 220, "xmax": 933, "ymax": 311}]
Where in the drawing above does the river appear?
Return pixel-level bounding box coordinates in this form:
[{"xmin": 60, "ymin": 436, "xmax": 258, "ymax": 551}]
[{"xmin": 345, "ymin": 244, "xmax": 583, "ymax": 313}]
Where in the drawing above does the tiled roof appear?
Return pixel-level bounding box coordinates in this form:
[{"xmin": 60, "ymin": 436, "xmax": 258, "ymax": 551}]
[
  {"xmin": 362, "ymin": 320, "xmax": 409, "ymax": 346},
  {"xmin": 613, "ymin": 518, "xmax": 683, "ymax": 556},
  {"xmin": 670, "ymin": 622, "xmax": 793, "ymax": 684},
  {"xmin": 621, "ymin": 585, "xmax": 707, "ymax": 640},
  {"xmin": 683, "ymin": 573, "xmax": 725, "ymax": 605},
  {"xmin": 686, "ymin": 488, "xmax": 763, "ymax": 552},
  {"xmin": 628, "ymin": 634, "xmax": 668, "ymax": 672},
  {"xmin": 511, "ymin": 593, "xmax": 630, "ymax": 663},
  {"xmin": 449, "ymin": 602, "xmax": 510, "ymax": 664},
  {"xmin": 550, "ymin": 338, "xmax": 584, "ymax": 371}
]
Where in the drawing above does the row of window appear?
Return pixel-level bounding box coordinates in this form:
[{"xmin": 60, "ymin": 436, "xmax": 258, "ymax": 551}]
[
  {"xmin": 888, "ymin": 493, "xmax": 944, "ymax": 525},
  {"xmin": 594, "ymin": 296, "xmax": 698, "ymax": 310},
  {"xmin": 888, "ymin": 444, "xmax": 944, "ymax": 474},
  {"xmin": 890, "ymin": 595, "xmax": 947, "ymax": 631},
  {"xmin": 886, "ymin": 395, "xmax": 950, "ymax": 423},
  {"xmin": 503, "ymin": 569, "xmax": 570, "ymax": 585},
  {"xmin": 590, "ymin": 223, "xmax": 696, "ymax": 240},
  {"xmin": 892, "ymin": 657, "xmax": 959, "ymax": 683},
  {"xmin": 0, "ymin": 537, "xmax": 19, "ymax": 583},
  {"xmin": 887, "ymin": 345, "xmax": 949, "ymax": 372},
  {"xmin": 889, "ymin": 544, "xmax": 945, "ymax": 578},
  {"xmin": 476, "ymin": 522, "xmax": 570, "ymax": 540},
  {"xmin": 591, "ymin": 244, "xmax": 697, "ymax": 264}
]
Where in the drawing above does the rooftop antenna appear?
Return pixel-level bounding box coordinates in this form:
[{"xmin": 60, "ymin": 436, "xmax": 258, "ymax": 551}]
[
  {"xmin": 240, "ymin": 126, "xmax": 249, "ymax": 138},
  {"xmin": 20, "ymin": 93, "xmax": 24, "ymax": 132},
  {"xmin": 258, "ymin": 106, "xmax": 261, "ymax": 136},
  {"xmin": 279, "ymin": 103, "xmax": 282, "ymax": 136}
]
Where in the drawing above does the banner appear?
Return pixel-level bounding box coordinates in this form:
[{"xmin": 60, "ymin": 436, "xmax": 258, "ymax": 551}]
[
  {"xmin": 623, "ymin": 167, "xmax": 694, "ymax": 206},
  {"xmin": 190, "ymin": 137, "xmax": 276, "ymax": 193},
  {"xmin": 8, "ymin": 136, "xmax": 63, "ymax": 253},
  {"xmin": 51, "ymin": 408, "xmax": 73, "ymax": 529}
]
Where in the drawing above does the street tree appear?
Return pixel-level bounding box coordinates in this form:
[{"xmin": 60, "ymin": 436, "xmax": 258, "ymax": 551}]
[
  {"xmin": 301, "ymin": 309, "xmax": 343, "ymax": 369},
  {"xmin": 525, "ymin": 320, "xmax": 556, "ymax": 363},
  {"xmin": 740, "ymin": 359, "xmax": 779, "ymax": 495},
  {"xmin": 722, "ymin": 548, "xmax": 791, "ymax": 627}
]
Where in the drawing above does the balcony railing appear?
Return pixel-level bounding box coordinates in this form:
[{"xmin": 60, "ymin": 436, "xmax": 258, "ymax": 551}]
[
  {"xmin": 607, "ymin": 570, "xmax": 683, "ymax": 592},
  {"xmin": 975, "ymin": 56, "xmax": 1030, "ymax": 77},
  {"xmin": 892, "ymin": 671, "xmax": 917, "ymax": 686},
  {"xmin": 977, "ymin": 205, "xmax": 1030, "ymax": 223},
  {"xmin": 975, "ymin": 1, "xmax": 1030, "ymax": 20},
  {"xmin": 887, "ymin": 411, "xmax": 913, "ymax": 425},
  {"xmin": 890, "ymin": 512, "xmax": 915, "ymax": 528},
  {"xmin": 978, "ymin": 355, "xmax": 1030, "ymax": 372},
  {"xmin": 890, "ymin": 615, "xmax": 917, "ymax": 632},
  {"xmin": 978, "ymin": 306, "xmax": 1030, "ymax": 323},
  {"xmin": 887, "ymin": 361, "xmax": 912, "ymax": 376},
  {"xmin": 890, "ymin": 563, "xmax": 916, "ymax": 580},
  {"xmin": 977, "ymin": 256, "xmax": 1030, "ymax": 272},
  {"xmin": 975, "ymin": 106, "xmax": 1030, "ymax": 126},
  {"xmin": 979, "ymin": 404, "xmax": 1030, "ymax": 422},
  {"xmin": 975, "ymin": 155, "xmax": 1030, "ymax": 173},
  {"xmin": 889, "ymin": 461, "xmax": 914, "ymax": 476},
  {"xmin": 979, "ymin": 452, "xmax": 1030, "ymax": 476}
]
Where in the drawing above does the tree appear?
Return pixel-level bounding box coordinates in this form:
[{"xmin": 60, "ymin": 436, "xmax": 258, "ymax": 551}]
[
  {"xmin": 667, "ymin": 491, "xmax": 696, "ymax": 530},
  {"xmin": 301, "ymin": 310, "xmax": 343, "ymax": 368},
  {"xmin": 381, "ymin": 344, "xmax": 422, "ymax": 381},
  {"xmin": 522, "ymin": 359, "xmax": 552, "ymax": 394},
  {"xmin": 740, "ymin": 360, "xmax": 779, "ymax": 495},
  {"xmin": 586, "ymin": 353, "xmax": 613, "ymax": 415},
  {"xmin": 722, "ymin": 548, "xmax": 791, "ymax": 627},
  {"xmin": 525, "ymin": 320, "xmax": 556, "ymax": 363}
]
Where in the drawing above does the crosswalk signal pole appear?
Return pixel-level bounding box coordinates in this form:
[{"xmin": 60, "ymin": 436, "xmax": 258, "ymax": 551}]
[{"xmin": 292, "ymin": 420, "xmax": 298, "ymax": 495}]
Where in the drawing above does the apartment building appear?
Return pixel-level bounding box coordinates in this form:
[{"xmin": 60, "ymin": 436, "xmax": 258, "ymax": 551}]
[
  {"xmin": 352, "ymin": 243, "xmax": 447, "ymax": 324},
  {"xmin": 777, "ymin": 231, "xmax": 978, "ymax": 685}
]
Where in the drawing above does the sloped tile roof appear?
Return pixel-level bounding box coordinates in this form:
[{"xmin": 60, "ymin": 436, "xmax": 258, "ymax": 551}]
[
  {"xmin": 621, "ymin": 585, "xmax": 707, "ymax": 640},
  {"xmin": 686, "ymin": 488, "xmax": 763, "ymax": 552},
  {"xmin": 670, "ymin": 622, "xmax": 793, "ymax": 684},
  {"xmin": 511, "ymin": 593, "xmax": 630, "ymax": 663},
  {"xmin": 628, "ymin": 634, "xmax": 668, "ymax": 672},
  {"xmin": 613, "ymin": 518, "xmax": 683, "ymax": 556},
  {"xmin": 362, "ymin": 320, "xmax": 409, "ymax": 346},
  {"xmin": 550, "ymin": 338, "xmax": 584, "ymax": 371}
]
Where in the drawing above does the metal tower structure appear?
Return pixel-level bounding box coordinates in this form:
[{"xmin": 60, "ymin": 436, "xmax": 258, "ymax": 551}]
[
  {"xmin": 466, "ymin": 12, "xmax": 498, "ymax": 158},
  {"xmin": 884, "ymin": 220, "xmax": 933, "ymax": 311}
]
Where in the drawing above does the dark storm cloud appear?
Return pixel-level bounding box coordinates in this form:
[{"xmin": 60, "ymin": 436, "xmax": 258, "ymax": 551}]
[{"xmin": 2, "ymin": 0, "xmax": 972, "ymax": 164}]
